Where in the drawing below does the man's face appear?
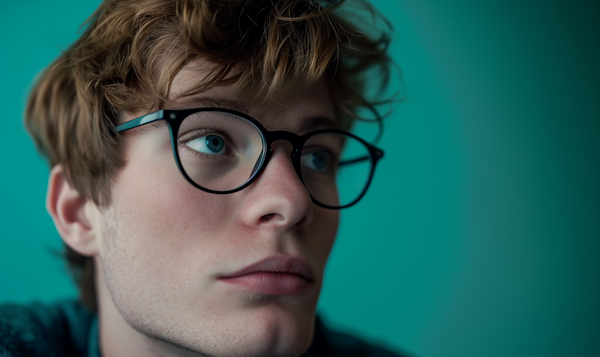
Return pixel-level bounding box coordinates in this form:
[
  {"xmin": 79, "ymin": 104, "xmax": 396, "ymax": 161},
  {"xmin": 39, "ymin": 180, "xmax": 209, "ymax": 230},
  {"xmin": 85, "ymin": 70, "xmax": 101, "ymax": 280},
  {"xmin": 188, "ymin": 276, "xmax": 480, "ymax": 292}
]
[{"xmin": 92, "ymin": 64, "xmax": 339, "ymax": 356}]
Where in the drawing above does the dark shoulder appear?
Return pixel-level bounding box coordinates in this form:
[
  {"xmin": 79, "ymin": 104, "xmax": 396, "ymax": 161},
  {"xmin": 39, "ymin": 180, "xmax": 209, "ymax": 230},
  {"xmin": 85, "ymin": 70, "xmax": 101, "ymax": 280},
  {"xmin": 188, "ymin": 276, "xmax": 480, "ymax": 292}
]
[
  {"xmin": 307, "ymin": 316, "xmax": 411, "ymax": 357},
  {"xmin": 0, "ymin": 300, "xmax": 93, "ymax": 357}
]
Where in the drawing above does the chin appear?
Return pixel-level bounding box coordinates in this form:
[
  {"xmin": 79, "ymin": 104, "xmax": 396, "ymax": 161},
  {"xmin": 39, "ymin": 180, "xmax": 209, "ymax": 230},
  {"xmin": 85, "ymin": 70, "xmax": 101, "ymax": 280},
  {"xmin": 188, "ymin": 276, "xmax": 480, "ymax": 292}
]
[
  {"xmin": 233, "ymin": 297, "xmax": 316, "ymax": 357},
  {"xmin": 138, "ymin": 296, "xmax": 317, "ymax": 357}
]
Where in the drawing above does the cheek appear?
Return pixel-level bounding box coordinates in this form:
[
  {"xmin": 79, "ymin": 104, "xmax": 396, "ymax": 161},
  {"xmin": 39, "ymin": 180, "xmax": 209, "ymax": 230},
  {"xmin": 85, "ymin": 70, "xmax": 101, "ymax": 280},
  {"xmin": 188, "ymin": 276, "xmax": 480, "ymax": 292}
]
[
  {"xmin": 308, "ymin": 207, "xmax": 339, "ymax": 267},
  {"xmin": 101, "ymin": 143, "xmax": 235, "ymax": 297}
]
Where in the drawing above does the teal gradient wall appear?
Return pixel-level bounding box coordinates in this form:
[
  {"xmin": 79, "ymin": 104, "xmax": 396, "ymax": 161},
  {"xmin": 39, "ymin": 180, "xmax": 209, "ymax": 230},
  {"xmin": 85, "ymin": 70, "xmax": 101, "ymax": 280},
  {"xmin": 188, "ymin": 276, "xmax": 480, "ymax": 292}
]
[{"xmin": 1, "ymin": 1, "xmax": 598, "ymax": 356}]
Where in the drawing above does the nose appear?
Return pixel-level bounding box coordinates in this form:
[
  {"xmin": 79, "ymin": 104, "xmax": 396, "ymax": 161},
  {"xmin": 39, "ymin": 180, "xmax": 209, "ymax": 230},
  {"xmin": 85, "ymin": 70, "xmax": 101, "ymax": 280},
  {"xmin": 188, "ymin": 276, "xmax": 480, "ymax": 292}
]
[{"xmin": 239, "ymin": 140, "xmax": 313, "ymax": 230}]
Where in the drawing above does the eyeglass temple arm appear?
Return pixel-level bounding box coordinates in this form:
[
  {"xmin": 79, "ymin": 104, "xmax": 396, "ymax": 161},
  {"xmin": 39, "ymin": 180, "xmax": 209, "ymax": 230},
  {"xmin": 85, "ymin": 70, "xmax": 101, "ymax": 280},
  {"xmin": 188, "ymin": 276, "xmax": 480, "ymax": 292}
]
[
  {"xmin": 338, "ymin": 146, "xmax": 384, "ymax": 166},
  {"xmin": 116, "ymin": 110, "xmax": 166, "ymax": 132},
  {"xmin": 338, "ymin": 155, "xmax": 369, "ymax": 166}
]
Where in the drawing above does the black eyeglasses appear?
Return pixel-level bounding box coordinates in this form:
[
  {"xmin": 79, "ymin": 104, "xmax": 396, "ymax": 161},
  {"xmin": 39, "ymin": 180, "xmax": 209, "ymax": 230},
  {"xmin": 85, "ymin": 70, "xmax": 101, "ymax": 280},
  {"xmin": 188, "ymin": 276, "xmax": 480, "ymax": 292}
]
[{"xmin": 116, "ymin": 108, "xmax": 384, "ymax": 209}]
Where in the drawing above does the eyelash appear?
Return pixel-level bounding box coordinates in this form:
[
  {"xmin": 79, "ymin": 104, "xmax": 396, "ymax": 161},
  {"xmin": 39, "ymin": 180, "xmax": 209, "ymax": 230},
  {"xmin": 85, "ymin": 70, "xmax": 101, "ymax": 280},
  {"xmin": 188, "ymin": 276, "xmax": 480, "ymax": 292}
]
[
  {"xmin": 177, "ymin": 128, "xmax": 234, "ymax": 157},
  {"xmin": 301, "ymin": 147, "xmax": 339, "ymax": 170}
]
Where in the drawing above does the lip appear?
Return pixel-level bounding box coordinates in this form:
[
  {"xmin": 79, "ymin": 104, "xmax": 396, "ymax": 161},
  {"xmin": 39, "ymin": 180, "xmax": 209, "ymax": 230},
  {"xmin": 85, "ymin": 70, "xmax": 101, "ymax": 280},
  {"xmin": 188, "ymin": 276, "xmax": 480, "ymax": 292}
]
[{"xmin": 218, "ymin": 255, "xmax": 316, "ymax": 295}]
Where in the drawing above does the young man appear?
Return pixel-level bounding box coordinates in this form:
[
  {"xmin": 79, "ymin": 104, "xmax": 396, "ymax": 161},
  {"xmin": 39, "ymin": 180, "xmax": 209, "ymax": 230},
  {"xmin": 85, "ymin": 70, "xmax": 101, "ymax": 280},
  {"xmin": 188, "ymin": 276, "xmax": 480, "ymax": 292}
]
[{"xmin": 1, "ymin": 0, "xmax": 403, "ymax": 356}]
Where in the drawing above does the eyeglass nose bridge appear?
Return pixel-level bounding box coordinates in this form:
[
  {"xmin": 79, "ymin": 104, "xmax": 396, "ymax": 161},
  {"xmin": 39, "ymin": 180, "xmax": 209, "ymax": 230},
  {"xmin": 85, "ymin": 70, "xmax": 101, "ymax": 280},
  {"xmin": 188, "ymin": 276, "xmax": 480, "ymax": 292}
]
[{"xmin": 258, "ymin": 130, "xmax": 307, "ymax": 185}]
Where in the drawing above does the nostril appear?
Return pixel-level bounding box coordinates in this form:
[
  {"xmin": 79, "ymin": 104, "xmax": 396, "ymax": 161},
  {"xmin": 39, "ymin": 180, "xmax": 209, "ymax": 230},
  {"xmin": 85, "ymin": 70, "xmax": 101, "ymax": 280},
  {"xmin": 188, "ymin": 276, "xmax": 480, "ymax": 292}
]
[{"xmin": 261, "ymin": 214, "xmax": 275, "ymax": 222}]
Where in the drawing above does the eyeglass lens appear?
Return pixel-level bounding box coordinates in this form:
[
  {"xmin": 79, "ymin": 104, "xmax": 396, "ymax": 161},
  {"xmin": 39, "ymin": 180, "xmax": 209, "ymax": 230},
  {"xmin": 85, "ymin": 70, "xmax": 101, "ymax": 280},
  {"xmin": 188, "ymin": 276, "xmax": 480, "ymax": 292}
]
[{"xmin": 176, "ymin": 111, "xmax": 374, "ymax": 208}]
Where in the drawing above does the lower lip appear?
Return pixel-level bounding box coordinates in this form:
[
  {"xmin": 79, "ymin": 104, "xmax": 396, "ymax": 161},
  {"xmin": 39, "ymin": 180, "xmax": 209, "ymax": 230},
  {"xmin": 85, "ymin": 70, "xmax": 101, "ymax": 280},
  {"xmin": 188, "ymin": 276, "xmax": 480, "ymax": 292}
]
[{"xmin": 219, "ymin": 272, "xmax": 312, "ymax": 295}]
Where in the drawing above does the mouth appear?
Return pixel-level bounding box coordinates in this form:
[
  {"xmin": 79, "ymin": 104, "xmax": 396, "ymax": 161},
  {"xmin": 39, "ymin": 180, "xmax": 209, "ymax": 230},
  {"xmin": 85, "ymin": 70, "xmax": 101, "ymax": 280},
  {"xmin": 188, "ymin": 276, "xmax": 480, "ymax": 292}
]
[{"xmin": 218, "ymin": 255, "xmax": 316, "ymax": 295}]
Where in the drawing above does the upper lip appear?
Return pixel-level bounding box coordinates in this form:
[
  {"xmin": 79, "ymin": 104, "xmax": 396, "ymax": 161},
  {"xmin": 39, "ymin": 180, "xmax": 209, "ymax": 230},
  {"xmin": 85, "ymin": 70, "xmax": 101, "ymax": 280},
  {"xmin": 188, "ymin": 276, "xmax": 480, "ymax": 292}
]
[{"xmin": 219, "ymin": 255, "xmax": 315, "ymax": 282}]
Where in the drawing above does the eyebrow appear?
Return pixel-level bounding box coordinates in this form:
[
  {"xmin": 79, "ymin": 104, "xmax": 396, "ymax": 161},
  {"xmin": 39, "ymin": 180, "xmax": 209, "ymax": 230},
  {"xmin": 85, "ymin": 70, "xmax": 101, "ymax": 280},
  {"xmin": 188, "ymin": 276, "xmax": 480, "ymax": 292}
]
[
  {"xmin": 175, "ymin": 96, "xmax": 339, "ymax": 132},
  {"xmin": 297, "ymin": 115, "xmax": 339, "ymax": 133},
  {"xmin": 177, "ymin": 97, "xmax": 251, "ymax": 115}
]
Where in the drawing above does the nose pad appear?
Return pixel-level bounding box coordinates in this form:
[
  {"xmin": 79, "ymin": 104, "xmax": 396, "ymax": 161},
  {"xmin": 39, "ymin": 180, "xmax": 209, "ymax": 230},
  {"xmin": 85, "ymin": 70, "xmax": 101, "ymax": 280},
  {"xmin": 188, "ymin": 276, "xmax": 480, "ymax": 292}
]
[
  {"xmin": 269, "ymin": 139, "xmax": 302, "ymax": 183},
  {"xmin": 270, "ymin": 140, "xmax": 294, "ymax": 155}
]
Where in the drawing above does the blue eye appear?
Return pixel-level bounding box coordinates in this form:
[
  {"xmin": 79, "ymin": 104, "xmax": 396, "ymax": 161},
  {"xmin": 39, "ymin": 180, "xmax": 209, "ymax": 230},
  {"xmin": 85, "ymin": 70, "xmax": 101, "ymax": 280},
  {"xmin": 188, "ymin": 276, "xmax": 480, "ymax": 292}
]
[
  {"xmin": 301, "ymin": 151, "xmax": 330, "ymax": 172},
  {"xmin": 186, "ymin": 135, "xmax": 226, "ymax": 155}
]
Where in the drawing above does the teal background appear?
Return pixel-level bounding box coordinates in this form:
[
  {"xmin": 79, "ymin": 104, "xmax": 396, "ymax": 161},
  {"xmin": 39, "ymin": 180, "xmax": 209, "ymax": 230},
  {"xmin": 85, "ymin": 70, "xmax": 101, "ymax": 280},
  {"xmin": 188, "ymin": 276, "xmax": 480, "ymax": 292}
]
[{"xmin": 1, "ymin": 1, "xmax": 599, "ymax": 356}]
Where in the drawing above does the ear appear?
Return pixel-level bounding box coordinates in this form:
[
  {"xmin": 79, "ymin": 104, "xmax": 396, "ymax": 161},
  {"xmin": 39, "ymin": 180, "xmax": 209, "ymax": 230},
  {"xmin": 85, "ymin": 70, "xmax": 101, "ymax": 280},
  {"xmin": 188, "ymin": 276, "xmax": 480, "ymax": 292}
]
[{"xmin": 47, "ymin": 165, "xmax": 100, "ymax": 256}]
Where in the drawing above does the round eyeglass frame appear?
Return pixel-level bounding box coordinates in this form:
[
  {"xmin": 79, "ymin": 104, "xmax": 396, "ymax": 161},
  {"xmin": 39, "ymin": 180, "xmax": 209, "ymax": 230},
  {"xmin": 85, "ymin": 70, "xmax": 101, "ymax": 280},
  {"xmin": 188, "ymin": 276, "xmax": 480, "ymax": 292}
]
[{"xmin": 116, "ymin": 107, "xmax": 384, "ymax": 209}]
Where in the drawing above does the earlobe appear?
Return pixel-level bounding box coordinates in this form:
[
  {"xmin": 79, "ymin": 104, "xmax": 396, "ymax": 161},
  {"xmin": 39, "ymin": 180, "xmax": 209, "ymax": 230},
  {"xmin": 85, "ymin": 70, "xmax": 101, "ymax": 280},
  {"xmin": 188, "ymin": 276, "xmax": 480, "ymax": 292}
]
[{"xmin": 46, "ymin": 165, "xmax": 99, "ymax": 256}]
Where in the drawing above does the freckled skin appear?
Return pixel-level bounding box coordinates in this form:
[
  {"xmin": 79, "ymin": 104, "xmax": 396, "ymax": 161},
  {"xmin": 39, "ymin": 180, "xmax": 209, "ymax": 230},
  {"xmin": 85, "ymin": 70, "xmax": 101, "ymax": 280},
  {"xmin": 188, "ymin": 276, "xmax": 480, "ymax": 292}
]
[{"xmin": 93, "ymin": 72, "xmax": 339, "ymax": 357}]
